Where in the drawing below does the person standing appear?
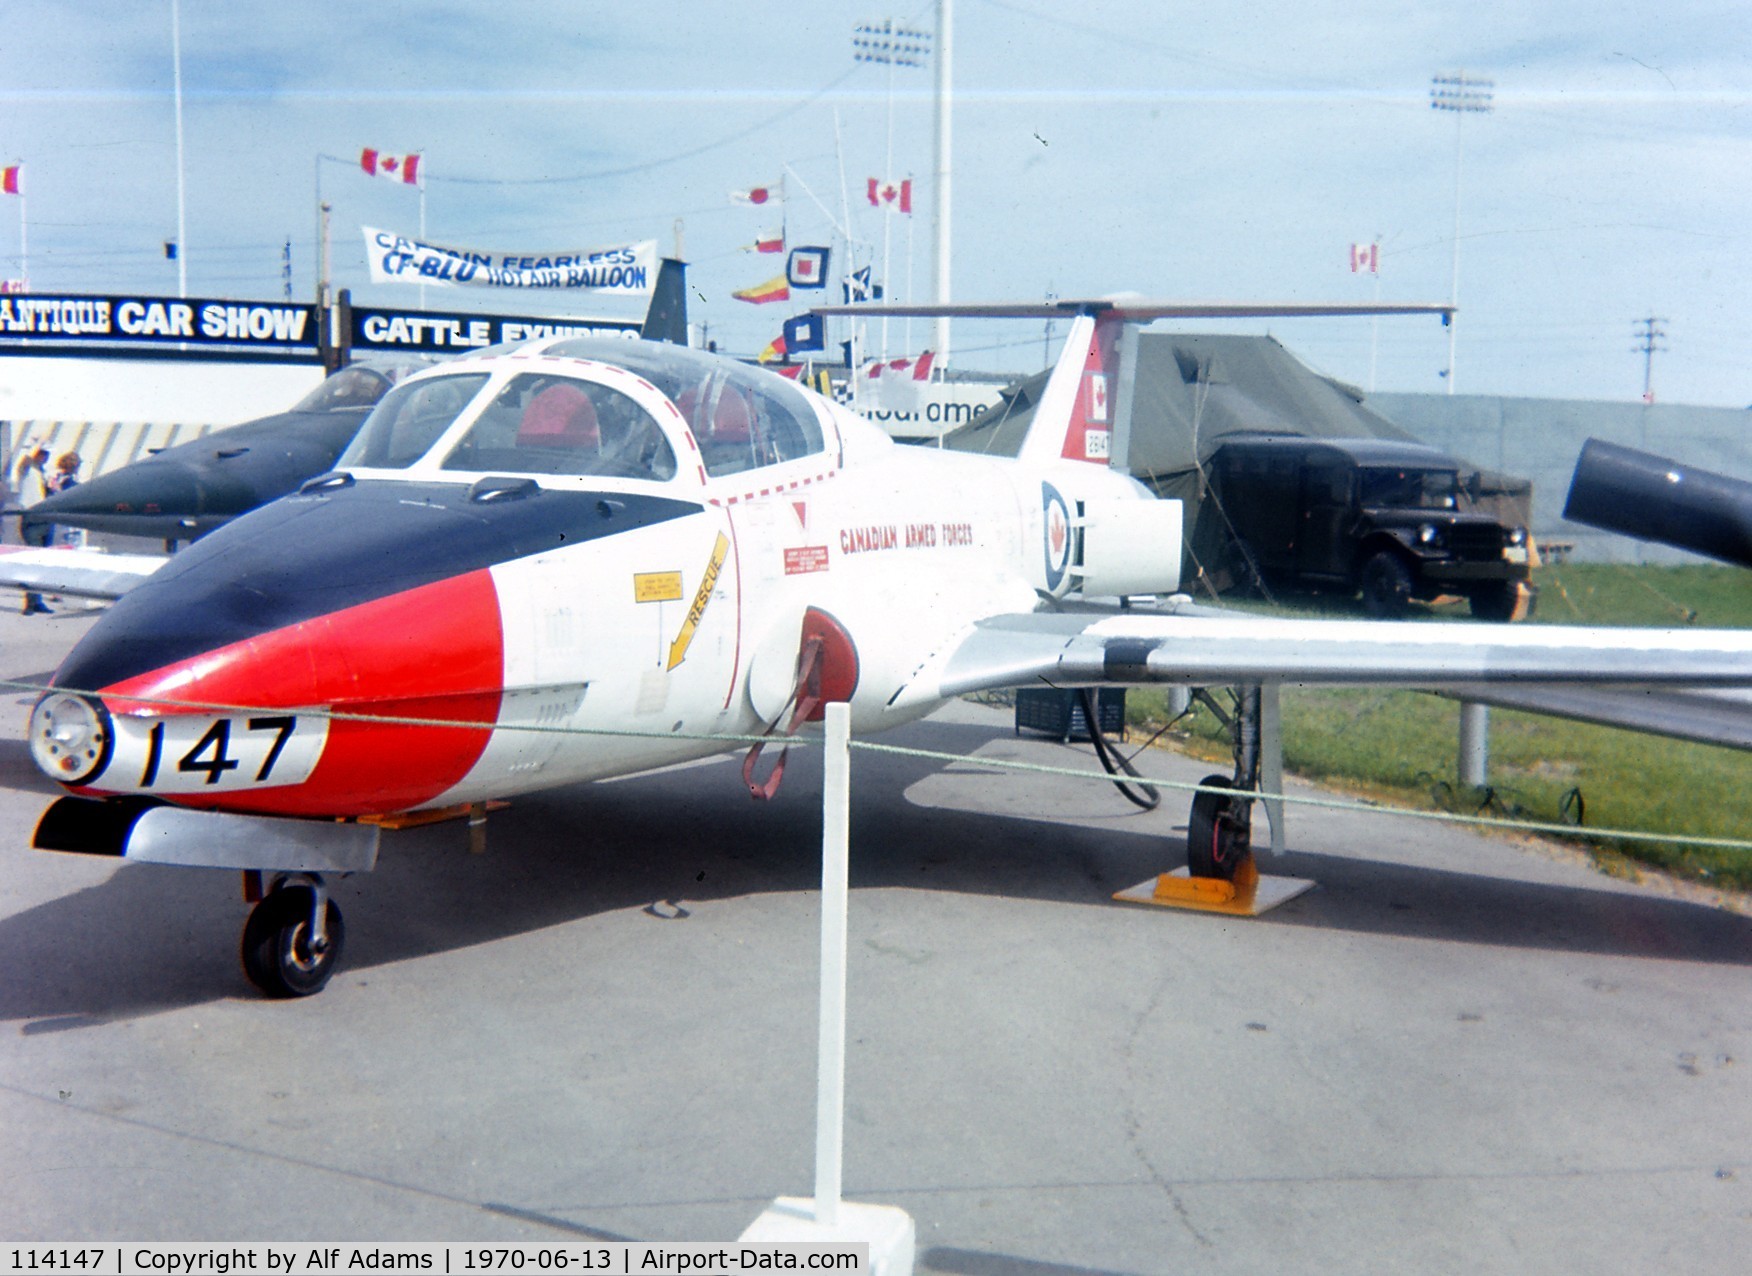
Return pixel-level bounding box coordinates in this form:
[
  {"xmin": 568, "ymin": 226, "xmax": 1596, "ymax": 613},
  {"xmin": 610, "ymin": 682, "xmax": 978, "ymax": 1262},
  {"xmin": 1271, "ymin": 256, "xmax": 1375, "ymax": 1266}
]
[
  {"xmin": 12, "ymin": 442, "xmax": 52, "ymax": 614},
  {"xmin": 48, "ymin": 452, "xmax": 86, "ymax": 550}
]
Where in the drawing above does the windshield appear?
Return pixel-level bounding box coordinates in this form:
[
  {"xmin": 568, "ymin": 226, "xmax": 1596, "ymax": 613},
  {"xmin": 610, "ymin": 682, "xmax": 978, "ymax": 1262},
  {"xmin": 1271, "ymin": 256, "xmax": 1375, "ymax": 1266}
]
[
  {"xmin": 336, "ymin": 373, "xmax": 491, "ymax": 470},
  {"xmin": 291, "ymin": 365, "xmax": 393, "ymax": 414},
  {"xmin": 1358, "ymin": 467, "xmax": 1459, "ymax": 510},
  {"xmin": 439, "ymin": 372, "xmax": 677, "ymax": 481}
]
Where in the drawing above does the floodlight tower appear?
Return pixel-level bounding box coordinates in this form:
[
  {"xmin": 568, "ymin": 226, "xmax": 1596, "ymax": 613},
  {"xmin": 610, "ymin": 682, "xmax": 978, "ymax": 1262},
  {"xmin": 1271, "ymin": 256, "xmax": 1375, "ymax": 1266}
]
[
  {"xmin": 852, "ymin": 17, "xmax": 932, "ymax": 357},
  {"xmin": 1430, "ymin": 72, "xmax": 1493, "ymax": 394}
]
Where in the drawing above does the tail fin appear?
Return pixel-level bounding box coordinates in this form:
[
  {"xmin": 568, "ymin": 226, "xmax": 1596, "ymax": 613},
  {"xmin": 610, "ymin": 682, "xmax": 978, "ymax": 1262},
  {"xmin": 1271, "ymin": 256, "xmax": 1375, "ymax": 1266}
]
[
  {"xmin": 639, "ymin": 258, "xmax": 689, "ymax": 345},
  {"xmin": 1015, "ymin": 310, "xmax": 1125, "ymax": 468}
]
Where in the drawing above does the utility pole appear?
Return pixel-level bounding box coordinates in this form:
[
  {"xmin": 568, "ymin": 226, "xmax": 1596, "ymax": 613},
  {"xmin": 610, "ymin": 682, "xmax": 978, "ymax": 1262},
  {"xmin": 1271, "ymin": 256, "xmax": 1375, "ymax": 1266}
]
[
  {"xmin": 1430, "ymin": 72, "xmax": 1494, "ymax": 394},
  {"xmin": 1633, "ymin": 315, "xmax": 1667, "ymax": 404}
]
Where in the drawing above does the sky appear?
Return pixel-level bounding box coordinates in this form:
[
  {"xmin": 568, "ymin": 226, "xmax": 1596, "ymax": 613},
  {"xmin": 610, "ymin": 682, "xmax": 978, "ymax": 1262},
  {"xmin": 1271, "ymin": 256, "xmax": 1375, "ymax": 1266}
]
[{"xmin": 3, "ymin": 1, "xmax": 1751, "ymax": 405}]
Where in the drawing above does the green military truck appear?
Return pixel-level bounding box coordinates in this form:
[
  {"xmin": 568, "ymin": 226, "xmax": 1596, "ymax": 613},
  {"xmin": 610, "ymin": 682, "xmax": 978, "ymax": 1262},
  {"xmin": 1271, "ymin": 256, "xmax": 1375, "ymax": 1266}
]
[{"xmin": 1198, "ymin": 435, "xmax": 1535, "ymax": 620}]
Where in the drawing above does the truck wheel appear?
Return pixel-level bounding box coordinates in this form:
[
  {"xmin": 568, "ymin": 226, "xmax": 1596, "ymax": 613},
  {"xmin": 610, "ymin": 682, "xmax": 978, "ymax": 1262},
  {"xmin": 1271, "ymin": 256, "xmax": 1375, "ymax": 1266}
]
[
  {"xmin": 1360, "ymin": 551, "xmax": 1414, "ymax": 617},
  {"xmin": 1469, "ymin": 581, "xmax": 1521, "ymax": 622}
]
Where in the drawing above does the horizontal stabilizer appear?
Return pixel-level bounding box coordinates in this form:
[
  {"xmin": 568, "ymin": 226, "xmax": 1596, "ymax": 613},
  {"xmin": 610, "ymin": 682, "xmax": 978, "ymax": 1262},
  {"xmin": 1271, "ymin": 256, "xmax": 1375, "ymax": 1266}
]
[{"xmin": 813, "ymin": 299, "xmax": 1455, "ymax": 322}]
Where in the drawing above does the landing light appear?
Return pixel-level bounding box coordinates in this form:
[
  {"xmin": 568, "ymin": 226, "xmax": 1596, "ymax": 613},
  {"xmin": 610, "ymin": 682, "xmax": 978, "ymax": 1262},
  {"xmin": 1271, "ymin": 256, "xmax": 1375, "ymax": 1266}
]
[{"xmin": 29, "ymin": 693, "xmax": 113, "ymax": 786}]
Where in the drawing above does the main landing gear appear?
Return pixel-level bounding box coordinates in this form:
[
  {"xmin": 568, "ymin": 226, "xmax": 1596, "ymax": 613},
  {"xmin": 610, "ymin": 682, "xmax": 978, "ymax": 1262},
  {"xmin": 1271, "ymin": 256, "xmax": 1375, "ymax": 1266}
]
[
  {"xmin": 240, "ymin": 873, "xmax": 345, "ymax": 998},
  {"xmin": 1184, "ymin": 684, "xmax": 1263, "ymax": 882},
  {"xmin": 1113, "ymin": 683, "xmax": 1314, "ymax": 916}
]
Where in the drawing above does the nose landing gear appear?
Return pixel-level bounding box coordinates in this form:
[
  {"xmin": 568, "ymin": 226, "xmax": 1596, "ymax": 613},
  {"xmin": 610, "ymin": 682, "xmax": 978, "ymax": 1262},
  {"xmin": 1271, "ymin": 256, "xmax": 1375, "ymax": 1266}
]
[{"xmin": 241, "ymin": 874, "xmax": 345, "ymax": 998}]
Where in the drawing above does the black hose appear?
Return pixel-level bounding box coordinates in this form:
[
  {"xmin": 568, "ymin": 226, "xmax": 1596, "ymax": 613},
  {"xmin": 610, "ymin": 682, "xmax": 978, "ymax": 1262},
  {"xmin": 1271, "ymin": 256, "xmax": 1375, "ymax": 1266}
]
[{"xmin": 1079, "ymin": 688, "xmax": 1161, "ymax": 811}]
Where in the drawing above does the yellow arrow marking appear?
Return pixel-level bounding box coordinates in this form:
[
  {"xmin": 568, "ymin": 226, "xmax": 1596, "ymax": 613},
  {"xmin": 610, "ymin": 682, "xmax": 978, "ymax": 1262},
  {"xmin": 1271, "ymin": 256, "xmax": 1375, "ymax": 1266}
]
[{"xmin": 667, "ymin": 532, "xmax": 729, "ymax": 671}]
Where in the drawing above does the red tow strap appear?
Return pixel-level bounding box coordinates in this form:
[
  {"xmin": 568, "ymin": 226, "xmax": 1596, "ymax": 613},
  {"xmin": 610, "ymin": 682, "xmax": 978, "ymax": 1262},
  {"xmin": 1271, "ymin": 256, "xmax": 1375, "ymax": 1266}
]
[{"xmin": 741, "ymin": 634, "xmax": 826, "ymax": 800}]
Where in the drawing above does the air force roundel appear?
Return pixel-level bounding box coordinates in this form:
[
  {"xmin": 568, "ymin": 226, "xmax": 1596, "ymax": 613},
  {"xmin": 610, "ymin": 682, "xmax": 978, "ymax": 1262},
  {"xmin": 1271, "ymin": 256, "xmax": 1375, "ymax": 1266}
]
[{"xmin": 1041, "ymin": 481, "xmax": 1072, "ymax": 593}]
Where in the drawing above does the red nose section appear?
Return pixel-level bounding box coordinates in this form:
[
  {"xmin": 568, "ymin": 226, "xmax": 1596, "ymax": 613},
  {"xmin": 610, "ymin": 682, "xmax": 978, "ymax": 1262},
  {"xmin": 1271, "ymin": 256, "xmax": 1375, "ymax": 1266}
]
[{"xmin": 94, "ymin": 570, "xmax": 505, "ymax": 816}]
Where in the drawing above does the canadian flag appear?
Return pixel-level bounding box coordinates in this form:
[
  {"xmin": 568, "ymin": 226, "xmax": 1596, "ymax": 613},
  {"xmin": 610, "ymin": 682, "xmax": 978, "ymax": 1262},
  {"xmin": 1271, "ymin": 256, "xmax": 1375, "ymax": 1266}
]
[
  {"xmin": 866, "ymin": 177, "xmax": 913, "ymax": 214},
  {"xmin": 361, "ymin": 148, "xmax": 422, "ymax": 186},
  {"xmin": 1349, "ymin": 242, "xmax": 1379, "ymax": 274},
  {"xmin": 1, "ymin": 165, "xmax": 20, "ymax": 196},
  {"xmin": 866, "ymin": 350, "xmax": 934, "ymax": 381}
]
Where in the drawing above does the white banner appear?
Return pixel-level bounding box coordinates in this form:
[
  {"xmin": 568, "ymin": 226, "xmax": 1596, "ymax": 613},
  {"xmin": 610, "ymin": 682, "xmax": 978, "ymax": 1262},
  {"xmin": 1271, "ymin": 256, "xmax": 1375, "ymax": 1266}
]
[{"xmin": 363, "ymin": 227, "xmax": 657, "ymax": 296}]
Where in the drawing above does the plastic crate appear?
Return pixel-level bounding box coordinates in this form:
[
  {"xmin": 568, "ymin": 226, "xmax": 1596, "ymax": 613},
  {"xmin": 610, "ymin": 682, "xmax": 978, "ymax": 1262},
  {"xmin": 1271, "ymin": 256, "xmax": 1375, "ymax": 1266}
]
[{"xmin": 1014, "ymin": 686, "xmax": 1127, "ymax": 742}]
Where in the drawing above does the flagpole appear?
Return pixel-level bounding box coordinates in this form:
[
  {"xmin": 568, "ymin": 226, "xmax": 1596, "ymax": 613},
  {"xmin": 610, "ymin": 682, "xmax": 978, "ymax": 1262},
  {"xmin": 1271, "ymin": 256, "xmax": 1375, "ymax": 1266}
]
[
  {"xmin": 171, "ymin": 0, "xmax": 188, "ymax": 297},
  {"xmin": 932, "ymin": 0, "xmax": 953, "ymax": 370},
  {"xmin": 833, "ymin": 108, "xmax": 855, "ymax": 395},
  {"xmin": 905, "ymin": 193, "xmax": 914, "ymax": 355},
  {"xmin": 17, "ymin": 180, "xmax": 28, "ymax": 290},
  {"xmin": 418, "ymin": 165, "xmax": 427, "ymax": 312},
  {"xmin": 881, "ymin": 27, "xmax": 896, "ymax": 360},
  {"xmin": 1369, "ymin": 237, "xmax": 1381, "ymax": 393},
  {"xmin": 313, "ymin": 156, "xmax": 325, "ymax": 310}
]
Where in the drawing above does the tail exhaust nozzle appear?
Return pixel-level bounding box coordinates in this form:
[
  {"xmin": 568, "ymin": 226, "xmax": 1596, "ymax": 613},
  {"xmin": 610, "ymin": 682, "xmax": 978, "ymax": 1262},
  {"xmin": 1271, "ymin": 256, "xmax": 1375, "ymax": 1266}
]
[{"xmin": 1563, "ymin": 438, "xmax": 1752, "ymax": 568}]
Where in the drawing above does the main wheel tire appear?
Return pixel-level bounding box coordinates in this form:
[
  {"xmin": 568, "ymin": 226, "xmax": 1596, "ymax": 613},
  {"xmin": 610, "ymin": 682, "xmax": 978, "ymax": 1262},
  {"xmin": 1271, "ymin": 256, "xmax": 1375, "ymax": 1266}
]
[
  {"xmin": 241, "ymin": 886, "xmax": 345, "ymax": 998},
  {"xmin": 1187, "ymin": 773, "xmax": 1251, "ymax": 881},
  {"xmin": 1360, "ymin": 550, "xmax": 1415, "ymax": 618}
]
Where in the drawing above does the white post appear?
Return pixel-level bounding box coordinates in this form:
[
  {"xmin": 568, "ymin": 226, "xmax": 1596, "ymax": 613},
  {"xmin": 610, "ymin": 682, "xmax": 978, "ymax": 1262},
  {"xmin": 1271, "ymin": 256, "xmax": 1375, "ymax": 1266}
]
[
  {"xmin": 815, "ymin": 701, "xmax": 851, "ymax": 1226},
  {"xmin": 1260, "ymin": 683, "xmax": 1285, "ymax": 856},
  {"xmin": 1459, "ymin": 700, "xmax": 1489, "ymax": 788}
]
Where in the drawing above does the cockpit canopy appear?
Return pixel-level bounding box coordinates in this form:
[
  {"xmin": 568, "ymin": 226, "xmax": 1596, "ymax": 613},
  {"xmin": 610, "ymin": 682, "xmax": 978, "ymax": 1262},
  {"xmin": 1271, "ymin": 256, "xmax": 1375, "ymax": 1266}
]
[{"xmin": 335, "ymin": 338, "xmax": 828, "ymax": 484}]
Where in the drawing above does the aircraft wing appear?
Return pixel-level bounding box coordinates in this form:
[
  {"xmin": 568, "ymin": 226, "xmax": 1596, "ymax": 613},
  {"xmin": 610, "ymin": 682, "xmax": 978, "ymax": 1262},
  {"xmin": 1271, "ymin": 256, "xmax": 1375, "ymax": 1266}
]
[
  {"xmin": 0, "ymin": 545, "xmax": 168, "ymax": 601},
  {"xmin": 896, "ymin": 604, "xmax": 1752, "ymax": 707}
]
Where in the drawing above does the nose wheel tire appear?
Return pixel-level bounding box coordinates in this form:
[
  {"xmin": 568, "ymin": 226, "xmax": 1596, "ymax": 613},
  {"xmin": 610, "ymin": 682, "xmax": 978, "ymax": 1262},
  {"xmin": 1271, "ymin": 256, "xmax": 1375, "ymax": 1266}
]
[
  {"xmin": 1187, "ymin": 773, "xmax": 1253, "ymax": 881},
  {"xmin": 241, "ymin": 884, "xmax": 345, "ymax": 998}
]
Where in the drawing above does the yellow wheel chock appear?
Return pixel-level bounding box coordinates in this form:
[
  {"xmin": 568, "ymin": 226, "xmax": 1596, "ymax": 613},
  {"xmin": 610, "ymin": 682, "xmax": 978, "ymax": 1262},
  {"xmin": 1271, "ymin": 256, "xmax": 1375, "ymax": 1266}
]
[{"xmin": 1113, "ymin": 854, "xmax": 1316, "ymax": 917}]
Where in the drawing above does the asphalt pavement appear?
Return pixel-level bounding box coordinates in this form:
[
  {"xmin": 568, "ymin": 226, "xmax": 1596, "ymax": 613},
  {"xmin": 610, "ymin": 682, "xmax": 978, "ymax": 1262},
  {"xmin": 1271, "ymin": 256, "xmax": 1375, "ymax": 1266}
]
[{"xmin": 2, "ymin": 603, "xmax": 1748, "ymax": 1272}]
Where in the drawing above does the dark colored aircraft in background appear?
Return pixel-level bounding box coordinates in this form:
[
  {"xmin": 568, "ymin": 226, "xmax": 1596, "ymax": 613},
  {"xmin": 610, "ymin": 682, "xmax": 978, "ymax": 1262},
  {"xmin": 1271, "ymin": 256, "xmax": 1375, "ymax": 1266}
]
[
  {"xmin": 1564, "ymin": 437, "xmax": 1752, "ymax": 570},
  {"xmin": 23, "ymin": 355, "xmax": 434, "ymax": 544}
]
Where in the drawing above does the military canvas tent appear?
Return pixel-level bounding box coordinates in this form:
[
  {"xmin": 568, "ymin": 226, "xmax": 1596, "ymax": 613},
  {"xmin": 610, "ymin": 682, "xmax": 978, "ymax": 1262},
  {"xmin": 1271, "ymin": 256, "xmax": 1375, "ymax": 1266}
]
[{"xmin": 943, "ymin": 330, "xmax": 1531, "ymax": 580}]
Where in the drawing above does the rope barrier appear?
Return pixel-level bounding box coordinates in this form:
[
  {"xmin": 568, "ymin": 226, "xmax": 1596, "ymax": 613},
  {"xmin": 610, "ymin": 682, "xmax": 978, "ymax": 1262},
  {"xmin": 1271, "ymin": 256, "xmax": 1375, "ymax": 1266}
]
[
  {"xmin": 848, "ymin": 739, "xmax": 1752, "ymax": 854},
  {"xmin": 7, "ymin": 675, "xmax": 1748, "ymax": 855}
]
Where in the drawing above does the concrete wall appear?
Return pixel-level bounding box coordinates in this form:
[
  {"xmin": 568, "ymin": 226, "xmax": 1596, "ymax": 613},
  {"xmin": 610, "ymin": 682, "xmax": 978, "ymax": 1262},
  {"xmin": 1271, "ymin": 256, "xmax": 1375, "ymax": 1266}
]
[{"xmin": 1365, "ymin": 391, "xmax": 1752, "ymax": 564}]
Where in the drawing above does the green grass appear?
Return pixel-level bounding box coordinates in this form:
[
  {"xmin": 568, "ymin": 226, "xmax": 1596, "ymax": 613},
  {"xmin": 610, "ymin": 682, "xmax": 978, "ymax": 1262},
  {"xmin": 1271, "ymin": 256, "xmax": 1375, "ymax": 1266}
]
[{"xmin": 1128, "ymin": 562, "xmax": 1752, "ymax": 891}]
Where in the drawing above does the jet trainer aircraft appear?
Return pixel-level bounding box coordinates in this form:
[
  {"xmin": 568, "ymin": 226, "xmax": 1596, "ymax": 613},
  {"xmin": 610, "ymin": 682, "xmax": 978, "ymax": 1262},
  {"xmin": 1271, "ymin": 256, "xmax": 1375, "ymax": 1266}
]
[
  {"xmin": 21, "ymin": 355, "xmax": 434, "ymax": 544},
  {"xmin": 15, "ymin": 301, "xmax": 1752, "ymax": 996}
]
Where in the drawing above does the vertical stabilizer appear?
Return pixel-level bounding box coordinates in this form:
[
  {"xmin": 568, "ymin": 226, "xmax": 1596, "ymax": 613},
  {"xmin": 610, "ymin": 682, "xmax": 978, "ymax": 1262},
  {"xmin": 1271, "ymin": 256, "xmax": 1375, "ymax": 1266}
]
[
  {"xmin": 1015, "ymin": 310, "xmax": 1125, "ymax": 468},
  {"xmin": 640, "ymin": 258, "xmax": 689, "ymax": 345}
]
